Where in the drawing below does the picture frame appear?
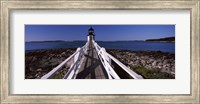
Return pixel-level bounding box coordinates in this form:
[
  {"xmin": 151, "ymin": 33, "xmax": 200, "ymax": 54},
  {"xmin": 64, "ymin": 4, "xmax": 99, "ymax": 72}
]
[{"xmin": 1, "ymin": 0, "xmax": 199, "ymax": 103}]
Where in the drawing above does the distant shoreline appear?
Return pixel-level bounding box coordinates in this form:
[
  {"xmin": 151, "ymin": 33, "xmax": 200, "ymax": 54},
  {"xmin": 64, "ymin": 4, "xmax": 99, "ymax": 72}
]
[
  {"xmin": 145, "ymin": 37, "xmax": 175, "ymax": 42},
  {"xmin": 145, "ymin": 41, "xmax": 175, "ymax": 43}
]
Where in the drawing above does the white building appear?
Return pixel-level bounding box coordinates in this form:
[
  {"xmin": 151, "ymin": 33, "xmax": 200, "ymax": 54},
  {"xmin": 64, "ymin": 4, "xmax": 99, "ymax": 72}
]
[{"xmin": 87, "ymin": 27, "xmax": 95, "ymax": 42}]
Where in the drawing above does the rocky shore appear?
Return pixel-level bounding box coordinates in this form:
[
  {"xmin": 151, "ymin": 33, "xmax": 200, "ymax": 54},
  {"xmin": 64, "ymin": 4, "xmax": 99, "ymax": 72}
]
[
  {"xmin": 107, "ymin": 49, "xmax": 175, "ymax": 79},
  {"xmin": 25, "ymin": 48, "xmax": 76, "ymax": 79},
  {"xmin": 25, "ymin": 48, "xmax": 175, "ymax": 79}
]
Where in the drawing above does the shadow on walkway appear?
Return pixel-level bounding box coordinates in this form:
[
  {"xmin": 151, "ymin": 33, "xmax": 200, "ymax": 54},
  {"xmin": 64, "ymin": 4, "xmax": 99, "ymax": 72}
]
[{"xmin": 76, "ymin": 42, "xmax": 108, "ymax": 79}]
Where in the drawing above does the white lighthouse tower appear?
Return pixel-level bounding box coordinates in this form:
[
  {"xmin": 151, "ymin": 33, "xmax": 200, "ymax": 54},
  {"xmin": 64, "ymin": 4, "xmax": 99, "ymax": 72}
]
[{"xmin": 87, "ymin": 27, "xmax": 95, "ymax": 42}]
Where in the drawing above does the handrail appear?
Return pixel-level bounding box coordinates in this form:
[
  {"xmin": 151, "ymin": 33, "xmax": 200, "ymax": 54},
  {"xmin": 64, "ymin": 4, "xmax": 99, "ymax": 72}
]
[
  {"xmin": 41, "ymin": 40, "xmax": 143, "ymax": 79},
  {"xmin": 98, "ymin": 48, "xmax": 120, "ymax": 79},
  {"xmin": 41, "ymin": 42, "xmax": 88, "ymax": 79},
  {"xmin": 63, "ymin": 47, "xmax": 84, "ymax": 79},
  {"xmin": 93, "ymin": 41, "xmax": 120, "ymax": 79},
  {"xmin": 92, "ymin": 41, "xmax": 114, "ymax": 79},
  {"xmin": 93, "ymin": 40, "xmax": 143, "ymax": 79},
  {"xmin": 105, "ymin": 52, "xmax": 143, "ymax": 79}
]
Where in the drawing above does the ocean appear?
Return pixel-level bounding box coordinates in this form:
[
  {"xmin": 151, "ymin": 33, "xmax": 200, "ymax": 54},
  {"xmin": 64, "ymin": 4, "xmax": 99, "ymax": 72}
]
[{"xmin": 25, "ymin": 41, "xmax": 175, "ymax": 54}]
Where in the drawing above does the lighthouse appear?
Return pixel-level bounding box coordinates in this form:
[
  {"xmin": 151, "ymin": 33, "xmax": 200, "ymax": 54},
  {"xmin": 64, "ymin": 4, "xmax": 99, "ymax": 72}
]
[{"xmin": 87, "ymin": 27, "xmax": 95, "ymax": 42}]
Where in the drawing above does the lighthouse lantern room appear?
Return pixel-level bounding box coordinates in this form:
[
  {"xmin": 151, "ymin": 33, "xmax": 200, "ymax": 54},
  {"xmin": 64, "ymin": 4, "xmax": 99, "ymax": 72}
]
[{"xmin": 87, "ymin": 27, "xmax": 95, "ymax": 42}]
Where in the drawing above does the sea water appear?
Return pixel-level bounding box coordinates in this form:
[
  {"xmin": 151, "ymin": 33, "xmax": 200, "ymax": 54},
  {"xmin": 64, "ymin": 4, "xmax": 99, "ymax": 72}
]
[{"xmin": 25, "ymin": 41, "xmax": 175, "ymax": 54}]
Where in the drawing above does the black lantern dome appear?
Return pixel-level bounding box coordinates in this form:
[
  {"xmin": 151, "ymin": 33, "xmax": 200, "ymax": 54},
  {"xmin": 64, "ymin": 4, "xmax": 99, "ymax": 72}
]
[
  {"xmin": 89, "ymin": 27, "xmax": 94, "ymax": 31},
  {"xmin": 88, "ymin": 27, "xmax": 95, "ymax": 36}
]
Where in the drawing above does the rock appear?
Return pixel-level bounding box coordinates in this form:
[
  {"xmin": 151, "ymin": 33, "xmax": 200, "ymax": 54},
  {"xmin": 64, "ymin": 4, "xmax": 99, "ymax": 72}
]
[
  {"xmin": 163, "ymin": 65, "xmax": 167, "ymax": 68},
  {"xmin": 152, "ymin": 61, "xmax": 157, "ymax": 66},
  {"xmin": 157, "ymin": 62, "xmax": 162, "ymax": 66},
  {"xmin": 32, "ymin": 56, "xmax": 37, "ymax": 62},
  {"xmin": 61, "ymin": 52, "xmax": 66, "ymax": 56},
  {"xmin": 157, "ymin": 66, "xmax": 162, "ymax": 69},
  {"xmin": 37, "ymin": 68, "xmax": 42, "ymax": 71},
  {"xmin": 129, "ymin": 61, "xmax": 134, "ymax": 64},
  {"xmin": 135, "ymin": 60, "xmax": 140, "ymax": 64},
  {"xmin": 25, "ymin": 48, "xmax": 76, "ymax": 79},
  {"xmin": 149, "ymin": 59, "xmax": 154, "ymax": 62},
  {"xmin": 163, "ymin": 60, "xmax": 168, "ymax": 65},
  {"xmin": 141, "ymin": 60, "xmax": 146, "ymax": 65},
  {"xmin": 29, "ymin": 67, "xmax": 34, "ymax": 71}
]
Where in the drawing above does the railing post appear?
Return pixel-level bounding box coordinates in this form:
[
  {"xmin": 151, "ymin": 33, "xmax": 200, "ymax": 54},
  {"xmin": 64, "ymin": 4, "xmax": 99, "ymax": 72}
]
[
  {"xmin": 101, "ymin": 48, "xmax": 111, "ymax": 64},
  {"xmin": 63, "ymin": 48, "xmax": 84, "ymax": 79},
  {"xmin": 41, "ymin": 47, "xmax": 84, "ymax": 79},
  {"xmin": 105, "ymin": 52, "xmax": 144, "ymax": 79},
  {"xmin": 98, "ymin": 48, "xmax": 120, "ymax": 79}
]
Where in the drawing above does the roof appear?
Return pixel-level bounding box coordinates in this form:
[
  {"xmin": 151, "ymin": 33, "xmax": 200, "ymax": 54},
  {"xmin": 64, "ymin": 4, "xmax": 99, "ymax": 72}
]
[{"xmin": 88, "ymin": 27, "xmax": 94, "ymax": 31}]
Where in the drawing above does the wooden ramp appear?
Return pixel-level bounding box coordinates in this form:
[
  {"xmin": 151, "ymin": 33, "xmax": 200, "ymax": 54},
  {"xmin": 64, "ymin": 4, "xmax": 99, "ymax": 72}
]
[{"xmin": 76, "ymin": 41, "xmax": 108, "ymax": 79}]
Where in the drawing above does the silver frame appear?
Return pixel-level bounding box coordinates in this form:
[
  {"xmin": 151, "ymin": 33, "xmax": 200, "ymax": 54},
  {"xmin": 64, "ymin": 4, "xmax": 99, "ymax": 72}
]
[{"xmin": 1, "ymin": 0, "xmax": 199, "ymax": 103}]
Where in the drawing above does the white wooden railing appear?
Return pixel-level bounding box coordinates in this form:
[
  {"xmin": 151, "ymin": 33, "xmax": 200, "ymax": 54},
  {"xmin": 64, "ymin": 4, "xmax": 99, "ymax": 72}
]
[
  {"xmin": 41, "ymin": 40, "xmax": 143, "ymax": 79},
  {"xmin": 93, "ymin": 40, "xmax": 144, "ymax": 79},
  {"xmin": 41, "ymin": 42, "xmax": 89, "ymax": 79}
]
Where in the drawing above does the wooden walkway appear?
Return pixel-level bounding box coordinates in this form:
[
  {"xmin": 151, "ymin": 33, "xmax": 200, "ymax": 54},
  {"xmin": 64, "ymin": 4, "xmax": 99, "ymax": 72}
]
[{"xmin": 76, "ymin": 41, "xmax": 108, "ymax": 79}]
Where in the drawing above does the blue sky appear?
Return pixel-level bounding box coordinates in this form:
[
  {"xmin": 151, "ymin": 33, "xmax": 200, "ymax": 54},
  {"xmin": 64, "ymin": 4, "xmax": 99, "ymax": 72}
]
[{"xmin": 25, "ymin": 25, "xmax": 175, "ymax": 41}]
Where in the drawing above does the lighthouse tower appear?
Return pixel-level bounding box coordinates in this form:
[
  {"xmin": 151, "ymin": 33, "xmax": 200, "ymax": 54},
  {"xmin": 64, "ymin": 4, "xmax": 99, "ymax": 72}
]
[{"xmin": 87, "ymin": 27, "xmax": 95, "ymax": 42}]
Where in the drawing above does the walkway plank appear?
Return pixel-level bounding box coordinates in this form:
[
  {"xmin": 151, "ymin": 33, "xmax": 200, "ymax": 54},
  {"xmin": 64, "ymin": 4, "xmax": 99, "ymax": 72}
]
[{"xmin": 76, "ymin": 41, "xmax": 108, "ymax": 79}]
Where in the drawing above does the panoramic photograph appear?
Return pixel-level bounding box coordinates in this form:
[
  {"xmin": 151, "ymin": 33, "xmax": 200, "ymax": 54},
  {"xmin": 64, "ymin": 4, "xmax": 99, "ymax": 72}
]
[{"xmin": 25, "ymin": 25, "xmax": 175, "ymax": 79}]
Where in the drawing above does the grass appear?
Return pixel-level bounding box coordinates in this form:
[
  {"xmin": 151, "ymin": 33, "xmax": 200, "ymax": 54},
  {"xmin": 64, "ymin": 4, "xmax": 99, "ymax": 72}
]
[
  {"xmin": 52, "ymin": 73, "xmax": 63, "ymax": 79},
  {"xmin": 129, "ymin": 65, "xmax": 174, "ymax": 79}
]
